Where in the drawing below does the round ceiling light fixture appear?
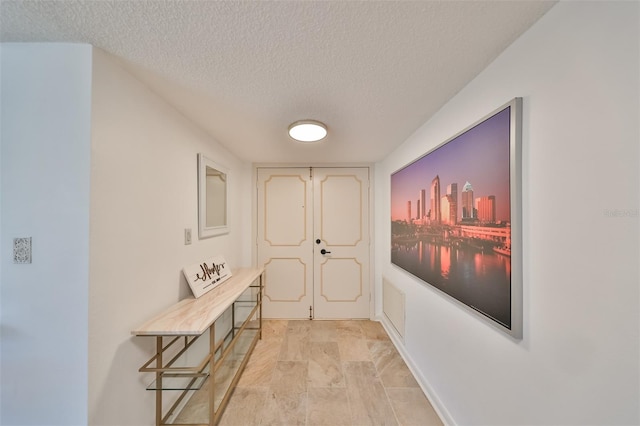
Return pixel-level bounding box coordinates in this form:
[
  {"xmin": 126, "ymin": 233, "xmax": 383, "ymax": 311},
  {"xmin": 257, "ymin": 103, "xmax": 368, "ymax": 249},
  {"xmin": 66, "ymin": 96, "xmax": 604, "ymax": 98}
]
[{"xmin": 288, "ymin": 120, "xmax": 327, "ymax": 143}]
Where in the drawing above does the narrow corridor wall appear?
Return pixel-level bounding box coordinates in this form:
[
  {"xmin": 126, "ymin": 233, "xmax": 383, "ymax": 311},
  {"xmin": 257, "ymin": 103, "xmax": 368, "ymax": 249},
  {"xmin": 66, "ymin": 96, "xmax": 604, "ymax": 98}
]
[{"xmin": 375, "ymin": 2, "xmax": 639, "ymax": 424}]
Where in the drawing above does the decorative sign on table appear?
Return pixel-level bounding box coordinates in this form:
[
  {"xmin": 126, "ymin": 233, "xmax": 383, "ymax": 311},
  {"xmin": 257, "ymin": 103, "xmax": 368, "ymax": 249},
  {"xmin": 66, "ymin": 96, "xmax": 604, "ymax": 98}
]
[{"xmin": 183, "ymin": 255, "xmax": 232, "ymax": 298}]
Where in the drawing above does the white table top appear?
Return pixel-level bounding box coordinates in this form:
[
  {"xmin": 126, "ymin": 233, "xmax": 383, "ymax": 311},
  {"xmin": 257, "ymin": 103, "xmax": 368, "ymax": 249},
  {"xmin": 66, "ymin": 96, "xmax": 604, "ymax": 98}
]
[{"xmin": 131, "ymin": 267, "xmax": 263, "ymax": 336}]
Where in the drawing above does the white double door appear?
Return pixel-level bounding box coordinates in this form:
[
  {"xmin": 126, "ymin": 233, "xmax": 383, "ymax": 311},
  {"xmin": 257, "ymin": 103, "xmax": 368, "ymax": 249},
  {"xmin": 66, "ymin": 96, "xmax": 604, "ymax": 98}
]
[{"xmin": 257, "ymin": 167, "xmax": 370, "ymax": 319}]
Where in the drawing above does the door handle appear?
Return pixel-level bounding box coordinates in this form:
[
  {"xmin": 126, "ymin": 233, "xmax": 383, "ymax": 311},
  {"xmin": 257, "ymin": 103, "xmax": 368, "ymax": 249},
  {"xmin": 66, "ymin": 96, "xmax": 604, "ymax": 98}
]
[{"xmin": 320, "ymin": 249, "xmax": 331, "ymax": 255}]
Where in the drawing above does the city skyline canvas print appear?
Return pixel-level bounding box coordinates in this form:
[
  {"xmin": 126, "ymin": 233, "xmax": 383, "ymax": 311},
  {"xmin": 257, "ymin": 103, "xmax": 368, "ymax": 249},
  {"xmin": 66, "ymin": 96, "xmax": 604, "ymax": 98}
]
[{"xmin": 391, "ymin": 98, "xmax": 522, "ymax": 337}]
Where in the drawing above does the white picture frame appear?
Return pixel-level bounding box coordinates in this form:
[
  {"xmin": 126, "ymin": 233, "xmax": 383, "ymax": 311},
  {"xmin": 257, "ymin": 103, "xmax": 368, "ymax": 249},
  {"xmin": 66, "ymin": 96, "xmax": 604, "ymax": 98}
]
[{"xmin": 198, "ymin": 153, "xmax": 229, "ymax": 239}]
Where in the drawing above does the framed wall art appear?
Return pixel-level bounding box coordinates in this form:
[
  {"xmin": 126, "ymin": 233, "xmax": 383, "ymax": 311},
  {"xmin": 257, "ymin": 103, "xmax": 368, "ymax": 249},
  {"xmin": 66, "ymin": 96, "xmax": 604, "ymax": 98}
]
[{"xmin": 391, "ymin": 98, "xmax": 522, "ymax": 338}]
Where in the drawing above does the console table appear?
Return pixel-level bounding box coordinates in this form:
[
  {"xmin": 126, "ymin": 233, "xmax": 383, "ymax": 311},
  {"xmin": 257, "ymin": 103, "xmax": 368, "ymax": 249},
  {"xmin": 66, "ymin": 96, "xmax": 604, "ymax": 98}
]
[{"xmin": 132, "ymin": 267, "xmax": 264, "ymax": 426}]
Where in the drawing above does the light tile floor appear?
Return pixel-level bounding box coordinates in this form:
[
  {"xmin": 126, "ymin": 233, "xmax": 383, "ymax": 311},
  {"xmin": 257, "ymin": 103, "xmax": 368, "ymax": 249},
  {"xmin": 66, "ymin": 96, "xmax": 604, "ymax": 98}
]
[{"xmin": 218, "ymin": 320, "xmax": 443, "ymax": 426}]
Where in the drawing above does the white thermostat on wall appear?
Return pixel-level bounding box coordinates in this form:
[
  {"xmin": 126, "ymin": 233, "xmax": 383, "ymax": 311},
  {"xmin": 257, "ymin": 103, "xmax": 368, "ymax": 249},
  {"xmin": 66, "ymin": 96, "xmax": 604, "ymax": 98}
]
[{"xmin": 182, "ymin": 255, "xmax": 232, "ymax": 298}]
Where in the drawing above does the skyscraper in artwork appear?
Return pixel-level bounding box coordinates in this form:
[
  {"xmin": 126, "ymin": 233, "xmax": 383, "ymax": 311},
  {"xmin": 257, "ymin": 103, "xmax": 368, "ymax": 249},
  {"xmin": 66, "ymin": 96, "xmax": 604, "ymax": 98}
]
[
  {"xmin": 476, "ymin": 195, "xmax": 496, "ymax": 223},
  {"xmin": 419, "ymin": 189, "xmax": 426, "ymax": 222},
  {"xmin": 462, "ymin": 181, "xmax": 474, "ymax": 219},
  {"xmin": 430, "ymin": 175, "xmax": 441, "ymax": 224},
  {"xmin": 447, "ymin": 183, "xmax": 458, "ymax": 225},
  {"xmin": 441, "ymin": 195, "xmax": 455, "ymax": 225},
  {"xmin": 407, "ymin": 200, "xmax": 412, "ymax": 222}
]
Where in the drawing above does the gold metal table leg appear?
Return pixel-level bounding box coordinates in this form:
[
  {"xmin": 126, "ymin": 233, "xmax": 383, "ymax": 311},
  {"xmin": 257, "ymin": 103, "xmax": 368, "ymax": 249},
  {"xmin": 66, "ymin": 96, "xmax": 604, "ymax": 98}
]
[
  {"xmin": 209, "ymin": 325, "xmax": 215, "ymax": 425},
  {"xmin": 156, "ymin": 336, "xmax": 162, "ymax": 426}
]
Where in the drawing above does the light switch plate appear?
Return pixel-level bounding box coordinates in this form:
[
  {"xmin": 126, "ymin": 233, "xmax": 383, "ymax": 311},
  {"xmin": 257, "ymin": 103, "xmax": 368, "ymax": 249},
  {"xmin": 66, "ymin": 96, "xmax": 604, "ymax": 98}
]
[
  {"xmin": 13, "ymin": 237, "xmax": 32, "ymax": 264},
  {"xmin": 185, "ymin": 228, "xmax": 192, "ymax": 245}
]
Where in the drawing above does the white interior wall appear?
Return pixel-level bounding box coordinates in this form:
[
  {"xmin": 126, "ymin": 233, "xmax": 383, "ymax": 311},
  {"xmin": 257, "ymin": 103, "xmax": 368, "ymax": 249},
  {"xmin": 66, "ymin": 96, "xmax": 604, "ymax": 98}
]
[
  {"xmin": 375, "ymin": 2, "xmax": 639, "ymax": 425},
  {"xmin": 0, "ymin": 43, "xmax": 92, "ymax": 425},
  {"xmin": 89, "ymin": 48, "xmax": 252, "ymax": 425}
]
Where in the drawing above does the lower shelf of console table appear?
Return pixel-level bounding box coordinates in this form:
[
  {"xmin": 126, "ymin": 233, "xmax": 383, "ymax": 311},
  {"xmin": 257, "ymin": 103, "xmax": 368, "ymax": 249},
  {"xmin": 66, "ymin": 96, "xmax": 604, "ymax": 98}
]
[{"xmin": 132, "ymin": 267, "xmax": 264, "ymax": 426}]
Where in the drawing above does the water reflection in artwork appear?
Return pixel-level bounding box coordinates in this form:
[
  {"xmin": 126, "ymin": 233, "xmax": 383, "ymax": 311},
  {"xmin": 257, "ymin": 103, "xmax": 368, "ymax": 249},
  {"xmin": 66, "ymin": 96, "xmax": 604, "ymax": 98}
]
[{"xmin": 392, "ymin": 240, "xmax": 510, "ymax": 326}]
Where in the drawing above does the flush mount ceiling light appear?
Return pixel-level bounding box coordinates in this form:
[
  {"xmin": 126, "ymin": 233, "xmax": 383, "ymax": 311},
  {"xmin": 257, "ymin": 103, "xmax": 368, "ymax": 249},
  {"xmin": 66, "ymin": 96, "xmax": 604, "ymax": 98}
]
[{"xmin": 288, "ymin": 120, "xmax": 327, "ymax": 143}]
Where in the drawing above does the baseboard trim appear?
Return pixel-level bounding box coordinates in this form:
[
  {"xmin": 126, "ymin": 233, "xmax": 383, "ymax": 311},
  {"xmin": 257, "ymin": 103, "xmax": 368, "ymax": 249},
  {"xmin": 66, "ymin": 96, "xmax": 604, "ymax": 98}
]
[{"xmin": 377, "ymin": 315, "xmax": 455, "ymax": 426}]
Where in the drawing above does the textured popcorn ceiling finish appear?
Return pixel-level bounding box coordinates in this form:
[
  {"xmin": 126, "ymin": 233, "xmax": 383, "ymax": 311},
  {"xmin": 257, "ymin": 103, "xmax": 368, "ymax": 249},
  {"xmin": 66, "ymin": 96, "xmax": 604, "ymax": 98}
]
[{"xmin": 1, "ymin": 1, "xmax": 555, "ymax": 163}]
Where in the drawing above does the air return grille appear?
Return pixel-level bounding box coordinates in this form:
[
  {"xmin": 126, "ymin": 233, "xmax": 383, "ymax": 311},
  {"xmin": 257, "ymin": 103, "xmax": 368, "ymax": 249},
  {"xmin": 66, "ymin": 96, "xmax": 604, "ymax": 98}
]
[{"xmin": 383, "ymin": 277, "xmax": 405, "ymax": 338}]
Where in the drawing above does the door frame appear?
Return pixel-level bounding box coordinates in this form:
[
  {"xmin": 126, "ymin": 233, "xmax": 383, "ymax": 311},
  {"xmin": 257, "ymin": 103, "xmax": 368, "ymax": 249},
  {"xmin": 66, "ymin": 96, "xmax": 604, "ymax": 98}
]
[{"xmin": 252, "ymin": 163, "xmax": 375, "ymax": 319}]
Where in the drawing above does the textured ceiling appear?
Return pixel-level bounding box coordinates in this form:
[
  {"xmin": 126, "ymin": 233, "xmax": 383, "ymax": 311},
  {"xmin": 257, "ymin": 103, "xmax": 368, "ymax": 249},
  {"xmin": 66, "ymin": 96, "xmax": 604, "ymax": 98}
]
[{"xmin": 0, "ymin": 0, "xmax": 555, "ymax": 163}]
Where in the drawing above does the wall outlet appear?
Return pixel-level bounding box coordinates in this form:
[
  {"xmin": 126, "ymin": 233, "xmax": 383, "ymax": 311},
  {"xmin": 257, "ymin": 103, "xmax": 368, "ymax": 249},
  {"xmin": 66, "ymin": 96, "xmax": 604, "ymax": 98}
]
[
  {"xmin": 14, "ymin": 237, "xmax": 32, "ymax": 264},
  {"xmin": 185, "ymin": 228, "xmax": 192, "ymax": 245}
]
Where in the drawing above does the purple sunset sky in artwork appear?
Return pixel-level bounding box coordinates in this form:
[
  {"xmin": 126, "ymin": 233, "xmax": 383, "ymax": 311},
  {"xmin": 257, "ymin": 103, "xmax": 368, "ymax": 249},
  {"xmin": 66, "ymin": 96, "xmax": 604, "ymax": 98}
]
[{"xmin": 391, "ymin": 107, "xmax": 511, "ymax": 222}]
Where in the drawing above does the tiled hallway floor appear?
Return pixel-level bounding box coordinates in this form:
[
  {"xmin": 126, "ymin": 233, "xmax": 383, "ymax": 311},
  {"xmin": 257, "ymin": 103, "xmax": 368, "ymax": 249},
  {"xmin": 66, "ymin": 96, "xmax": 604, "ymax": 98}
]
[{"xmin": 218, "ymin": 320, "xmax": 443, "ymax": 426}]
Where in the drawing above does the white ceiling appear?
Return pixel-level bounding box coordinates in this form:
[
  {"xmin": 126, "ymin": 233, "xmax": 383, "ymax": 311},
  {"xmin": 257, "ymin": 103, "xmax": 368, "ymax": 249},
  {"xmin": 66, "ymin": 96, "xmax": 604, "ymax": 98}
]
[{"xmin": 0, "ymin": 0, "xmax": 555, "ymax": 163}]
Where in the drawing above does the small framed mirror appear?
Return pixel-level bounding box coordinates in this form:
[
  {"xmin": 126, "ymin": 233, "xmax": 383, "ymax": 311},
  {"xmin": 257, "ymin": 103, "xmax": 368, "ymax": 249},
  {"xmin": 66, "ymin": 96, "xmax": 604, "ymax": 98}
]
[{"xmin": 198, "ymin": 153, "xmax": 229, "ymax": 238}]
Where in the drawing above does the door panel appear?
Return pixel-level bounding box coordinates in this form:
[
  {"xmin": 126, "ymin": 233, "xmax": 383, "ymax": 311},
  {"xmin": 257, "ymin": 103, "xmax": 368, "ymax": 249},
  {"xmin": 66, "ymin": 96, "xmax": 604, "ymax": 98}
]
[
  {"xmin": 263, "ymin": 258, "xmax": 308, "ymax": 301},
  {"xmin": 318, "ymin": 174, "xmax": 364, "ymax": 246},
  {"xmin": 319, "ymin": 258, "xmax": 363, "ymax": 301},
  {"xmin": 257, "ymin": 167, "xmax": 370, "ymax": 319},
  {"xmin": 257, "ymin": 168, "xmax": 313, "ymax": 319},
  {"xmin": 313, "ymin": 168, "xmax": 370, "ymax": 319}
]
